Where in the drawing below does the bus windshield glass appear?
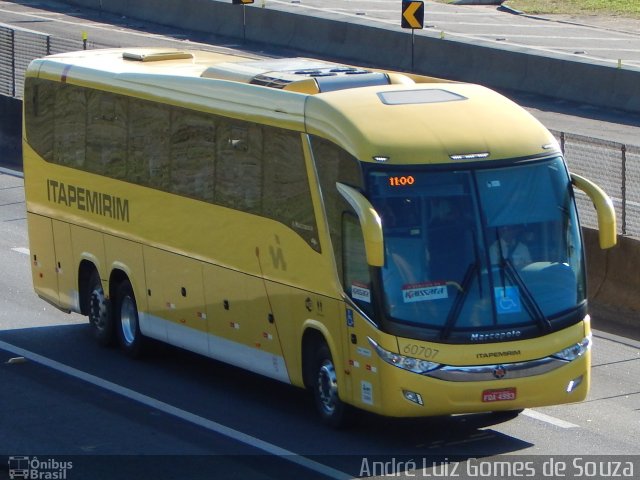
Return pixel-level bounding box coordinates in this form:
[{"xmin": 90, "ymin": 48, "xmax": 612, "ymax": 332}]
[{"xmin": 366, "ymin": 157, "xmax": 585, "ymax": 341}]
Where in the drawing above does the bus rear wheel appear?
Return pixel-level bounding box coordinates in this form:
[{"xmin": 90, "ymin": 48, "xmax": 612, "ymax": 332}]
[
  {"xmin": 88, "ymin": 270, "xmax": 114, "ymax": 346},
  {"xmin": 115, "ymin": 279, "xmax": 145, "ymax": 358},
  {"xmin": 312, "ymin": 344, "xmax": 352, "ymax": 428}
]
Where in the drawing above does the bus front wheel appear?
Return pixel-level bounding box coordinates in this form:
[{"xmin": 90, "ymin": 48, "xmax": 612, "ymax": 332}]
[
  {"xmin": 115, "ymin": 279, "xmax": 145, "ymax": 358},
  {"xmin": 88, "ymin": 270, "xmax": 114, "ymax": 346},
  {"xmin": 313, "ymin": 344, "xmax": 352, "ymax": 428}
]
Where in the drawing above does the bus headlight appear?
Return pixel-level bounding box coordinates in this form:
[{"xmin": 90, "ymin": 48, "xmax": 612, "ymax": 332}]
[
  {"xmin": 552, "ymin": 335, "xmax": 592, "ymax": 362},
  {"xmin": 368, "ymin": 337, "xmax": 441, "ymax": 375}
]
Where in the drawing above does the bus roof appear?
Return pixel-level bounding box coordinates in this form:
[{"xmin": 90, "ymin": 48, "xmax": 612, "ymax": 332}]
[{"xmin": 27, "ymin": 48, "xmax": 559, "ymax": 165}]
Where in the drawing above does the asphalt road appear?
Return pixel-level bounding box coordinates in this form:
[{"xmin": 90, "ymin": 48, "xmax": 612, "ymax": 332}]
[
  {"xmin": 1, "ymin": 169, "xmax": 640, "ymax": 479},
  {"xmin": 261, "ymin": 0, "xmax": 640, "ymax": 69}
]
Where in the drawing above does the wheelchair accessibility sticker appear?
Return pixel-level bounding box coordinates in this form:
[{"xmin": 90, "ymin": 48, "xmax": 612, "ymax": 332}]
[{"xmin": 494, "ymin": 286, "xmax": 522, "ymax": 314}]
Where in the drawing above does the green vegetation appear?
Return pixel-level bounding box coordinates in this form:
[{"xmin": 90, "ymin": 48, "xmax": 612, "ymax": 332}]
[
  {"xmin": 504, "ymin": 0, "xmax": 640, "ymax": 17},
  {"xmin": 435, "ymin": 1, "xmax": 640, "ymax": 18}
]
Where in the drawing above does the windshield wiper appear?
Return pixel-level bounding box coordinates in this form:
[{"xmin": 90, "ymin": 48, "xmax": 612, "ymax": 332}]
[
  {"xmin": 494, "ymin": 229, "xmax": 508, "ymax": 292},
  {"xmin": 440, "ymin": 262, "xmax": 478, "ymax": 340},
  {"xmin": 501, "ymin": 258, "xmax": 552, "ymax": 332},
  {"xmin": 494, "ymin": 228, "xmax": 550, "ymax": 331}
]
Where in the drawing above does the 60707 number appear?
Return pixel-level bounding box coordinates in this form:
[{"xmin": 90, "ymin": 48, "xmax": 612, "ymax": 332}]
[{"xmin": 403, "ymin": 344, "xmax": 439, "ymax": 359}]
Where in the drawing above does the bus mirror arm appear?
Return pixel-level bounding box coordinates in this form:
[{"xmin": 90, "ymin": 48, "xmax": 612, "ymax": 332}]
[
  {"xmin": 570, "ymin": 172, "xmax": 617, "ymax": 249},
  {"xmin": 336, "ymin": 183, "xmax": 385, "ymax": 267}
]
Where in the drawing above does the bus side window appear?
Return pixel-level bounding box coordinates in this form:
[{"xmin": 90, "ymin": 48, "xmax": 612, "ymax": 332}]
[
  {"xmin": 262, "ymin": 128, "xmax": 319, "ymax": 251},
  {"xmin": 170, "ymin": 110, "xmax": 216, "ymax": 203},
  {"xmin": 311, "ymin": 136, "xmax": 364, "ymax": 280},
  {"xmin": 343, "ymin": 213, "xmax": 373, "ymax": 314},
  {"xmin": 24, "ymin": 78, "xmax": 55, "ymax": 162},
  {"xmin": 128, "ymin": 100, "xmax": 171, "ymax": 189},
  {"xmin": 85, "ymin": 90, "xmax": 127, "ymax": 177},
  {"xmin": 54, "ymin": 84, "xmax": 86, "ymax": 168},
  {"xmin": 215, "ymin": 121, "xmax": 263, "ymax": 214}
]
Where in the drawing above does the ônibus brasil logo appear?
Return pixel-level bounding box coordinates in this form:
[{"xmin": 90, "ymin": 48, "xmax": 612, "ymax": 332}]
[{"xmin": 8, "ymin": 456, "xmax": 73, "ymax": 479}]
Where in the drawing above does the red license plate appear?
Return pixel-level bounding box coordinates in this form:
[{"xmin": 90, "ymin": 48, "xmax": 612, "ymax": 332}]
[{"xmin": 482, "ymin": 387, "xmax": 516, "ymax": 403}]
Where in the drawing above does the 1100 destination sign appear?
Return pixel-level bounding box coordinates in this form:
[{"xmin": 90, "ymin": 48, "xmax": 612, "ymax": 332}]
[{"xmin": 388, "ymin": 175, "xmax": 415, "ymax": 187}]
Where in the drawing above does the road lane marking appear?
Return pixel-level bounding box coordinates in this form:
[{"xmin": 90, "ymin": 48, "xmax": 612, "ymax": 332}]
[
  {"xmin": 0, "ymin": 339, "xmax": 353, "ymax": 480},
  {"xmin": 0, "ymin": 6, "xmax": 248, "ymax": 56},
  {"xmin": 522, "ymin": 408, "xmax": 579, "ymax": 429},
  {"xmin": 0, "ymin": 167, "xmax": 24, "ymax": 178},
  {"xmin": 11, "ymin": 247, "xmax": 30, "ymax": 255}
]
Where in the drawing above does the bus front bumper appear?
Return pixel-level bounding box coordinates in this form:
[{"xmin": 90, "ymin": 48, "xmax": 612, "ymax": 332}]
[{"xmin": 371, "ymin": 349, "xmax": 590, "ymax": 417}]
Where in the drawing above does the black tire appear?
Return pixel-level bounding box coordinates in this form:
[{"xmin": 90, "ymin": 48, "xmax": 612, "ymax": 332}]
[
  {"xmin": 312, "ymin": 343, "xmax": 353, "ymax": 428},
  {"xmin": 88, "ymin": 270, "xmax": 114, "ymax": 346},
  {"xmin": 115, "ymin": 279, "xmax": 145, "ymax": 358}
]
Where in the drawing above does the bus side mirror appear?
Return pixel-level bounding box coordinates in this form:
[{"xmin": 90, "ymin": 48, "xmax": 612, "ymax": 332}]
[
  {"xmin": 570, "ymin": 172, "xmax": 617, "ymax": 249},
  {"xmin": 336, "ymin": 183, "xmax": 384, "ymax": 267}
]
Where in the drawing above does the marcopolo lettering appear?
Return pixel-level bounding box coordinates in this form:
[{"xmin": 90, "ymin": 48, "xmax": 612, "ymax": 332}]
[
  {"xmin": 470, "ymin": 330, "xmax": 522, "ymax": 342},
  {"xmin": 47, "ymin": 179, "xmax": 129, "ymax": 222}
]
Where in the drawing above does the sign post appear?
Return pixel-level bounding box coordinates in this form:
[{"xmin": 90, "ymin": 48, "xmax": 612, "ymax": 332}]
[
  {"xmin": 401, "ymin": 1, "xmax": 424, "ymax": 71},
  {"xmin": 233, "ymin": 0, "xmax": 255, "ymax": 42}
]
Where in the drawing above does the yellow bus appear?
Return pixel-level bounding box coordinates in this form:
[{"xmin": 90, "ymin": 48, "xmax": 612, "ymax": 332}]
[{"xmin": 23, "ymin": 48, "xmax": 616, "ymax": 427}]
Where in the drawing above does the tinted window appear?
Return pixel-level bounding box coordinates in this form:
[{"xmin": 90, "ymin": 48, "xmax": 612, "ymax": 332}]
[
  {"xmin": 54, "ymin": 84, "xmax": 86, "ymax": 167},
  {"xmin": 216, "ymin": 121, "xmax": 263, "ymax": 214},
  {"xmin": 24, "ymin": 78, "xmax": 319, "ymax": 250},
  {"xmin": 86, "ymin": 89, "xmax": 127, "ymax": 177},
  {"xmin": 311, "ymin": 136, "xmax": 363, "ymax": 278},
  {"xmin": 171, "ymin": 110, "xmax": 216, "ymax": 202},
  {"xmin": 128, "ymin": 99, "xmax": 171, "ymax": 189}
]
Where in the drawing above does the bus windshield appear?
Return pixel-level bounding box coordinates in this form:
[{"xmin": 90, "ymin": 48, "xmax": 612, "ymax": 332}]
[{"xmin": 366, "ymin": 157, "xmax": 585, "ymax": 342}]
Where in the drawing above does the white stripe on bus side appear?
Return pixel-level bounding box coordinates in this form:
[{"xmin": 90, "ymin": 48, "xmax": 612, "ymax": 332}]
[{"xmin": 140, "ymin": 313, "xmax": 291, "ymax": 384}]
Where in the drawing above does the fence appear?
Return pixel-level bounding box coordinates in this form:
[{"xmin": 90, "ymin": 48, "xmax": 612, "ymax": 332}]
[
  {"xmin": 0, "ymin": 23, "xmax": 105, "ymax": 100},
  {"xmin": 1, "ymin": 23, "xmax": 638, "ymax": 238},
  {"xmin": 553, "ymin": 131, "xmax": 640, "ymax": 239}
]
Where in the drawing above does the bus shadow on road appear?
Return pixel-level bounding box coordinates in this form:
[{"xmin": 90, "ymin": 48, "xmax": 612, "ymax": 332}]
[{"xmin": 0, "ymin": 322, "xmax": 534, "ymax": 474}]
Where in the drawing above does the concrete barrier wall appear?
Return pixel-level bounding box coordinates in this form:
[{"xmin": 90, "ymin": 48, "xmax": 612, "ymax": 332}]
[
  {"xmin": 0, "ymin": 95, "xmax": 22, "ymax": 169},
  {"xmin": 584, "ymin": 229, "xmax": 640, "ymax": 312},
  {"xmin": 58, "ymin": 0, "xmax": 640, "ymax": 114},
  {"xmin": 64, "ymin": 0, "xmax": 244, "ymax": 37}
]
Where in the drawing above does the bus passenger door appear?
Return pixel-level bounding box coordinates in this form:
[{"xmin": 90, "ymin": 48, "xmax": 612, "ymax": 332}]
[
  {"xmin": 144, "ymin": 246, "xmax": 208, "ymax": 354},
  {"xmin": 27, "ymin": 213, "xmax": 59, "ymax": 306},
  {"xmin": 25, "ymin": 215, "xmax": 77, "ymax": 312},
  {"xmin": 202, "ymin": 264, "xmax": 288, "ymax": 382},
  {"xmin": 341, "ymin": 213, "xmax": 383, "ymax": 411},
  {"xmin": 51, "ymin": 220, "xmax": 75, "ymax": 311}
]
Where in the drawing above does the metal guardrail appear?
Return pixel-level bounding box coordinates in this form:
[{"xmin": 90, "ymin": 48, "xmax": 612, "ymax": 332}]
[{"xmin": 0, "ymin": 23, "xmax": 638, "ymax": 238}]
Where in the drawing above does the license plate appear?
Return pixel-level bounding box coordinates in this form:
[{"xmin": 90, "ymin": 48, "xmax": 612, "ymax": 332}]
[{"xmin": 482, "ymin": 387, "xmax": 516, "ymax": 403}]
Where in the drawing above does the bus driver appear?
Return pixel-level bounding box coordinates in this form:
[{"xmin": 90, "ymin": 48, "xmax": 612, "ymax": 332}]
[{"xmin": 489, "ymin": 224, "xmax": 531, "ymax": 269}]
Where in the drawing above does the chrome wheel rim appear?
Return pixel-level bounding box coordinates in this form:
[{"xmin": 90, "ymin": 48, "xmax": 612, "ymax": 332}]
[
  {"xmin": 317, "ymin": 359, "xmax": 338, "ymax": 415},
  {"xmin": 120, "ymin": 296, "xmax": 137, "ymax": 345}
]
